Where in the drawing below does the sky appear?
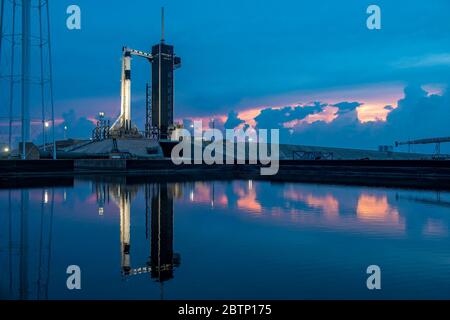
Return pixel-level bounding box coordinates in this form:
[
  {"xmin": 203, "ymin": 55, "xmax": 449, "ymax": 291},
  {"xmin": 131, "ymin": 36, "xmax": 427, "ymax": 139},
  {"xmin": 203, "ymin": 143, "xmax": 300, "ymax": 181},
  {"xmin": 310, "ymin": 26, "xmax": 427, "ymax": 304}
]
[{"xmin": 1, "ymin": 0, "xmax": 450, "ymax": 152}]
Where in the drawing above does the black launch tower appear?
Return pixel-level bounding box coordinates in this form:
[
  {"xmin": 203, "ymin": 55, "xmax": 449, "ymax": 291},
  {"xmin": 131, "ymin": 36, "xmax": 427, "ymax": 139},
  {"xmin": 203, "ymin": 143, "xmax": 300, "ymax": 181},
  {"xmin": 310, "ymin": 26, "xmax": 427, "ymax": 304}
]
[{"xmin": 151, "ymin": 8, "xmax": 181, "ymax": 139}]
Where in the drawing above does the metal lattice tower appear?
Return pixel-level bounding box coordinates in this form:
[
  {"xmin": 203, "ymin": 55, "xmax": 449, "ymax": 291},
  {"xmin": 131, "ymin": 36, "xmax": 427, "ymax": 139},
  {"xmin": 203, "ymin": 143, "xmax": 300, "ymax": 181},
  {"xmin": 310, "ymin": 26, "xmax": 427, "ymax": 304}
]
[
  {"xmin": 0, "ymin": 0, "xmax": 56, "ymax": 159},
  {"xmin": 145, "ymin": 82, "xmax": 152, "ymax": 138}
]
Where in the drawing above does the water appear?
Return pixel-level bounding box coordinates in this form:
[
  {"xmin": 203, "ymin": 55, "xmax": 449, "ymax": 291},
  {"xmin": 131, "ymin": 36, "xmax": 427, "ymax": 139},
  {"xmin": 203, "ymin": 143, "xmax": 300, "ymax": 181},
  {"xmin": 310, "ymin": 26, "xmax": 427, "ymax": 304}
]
[{"xmin": 1, "ymin": 177, "xmax": 450, "ymax": 300}]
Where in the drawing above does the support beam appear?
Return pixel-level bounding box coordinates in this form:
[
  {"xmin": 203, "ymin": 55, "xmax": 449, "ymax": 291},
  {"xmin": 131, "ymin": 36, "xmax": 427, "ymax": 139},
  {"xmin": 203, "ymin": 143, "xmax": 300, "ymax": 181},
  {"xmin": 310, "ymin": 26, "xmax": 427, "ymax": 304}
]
[
  {"xmin": 39, "ymin": 0, "xmax": 46, "ymax": 150},
  {"xmin": 8, "ymin": 1, "xmax": 16, "ymax": 151},
  {"xmin": 161, "ymin": 7, "xmax": 164, "ymax": 43},
  {"xmin": 0, "ymin": 0, "xmax": 4, "ymax": 68},
  {"xmin": 21, "ymin": 0, "xmax": 31, "ymax": 159},
  {"xmin": 46, "ymin": 1, "xmax": 57, "ymax": 160},
  {"xmin": 396, "ymin": 137, "xmax": 450, "ymax": 146}
]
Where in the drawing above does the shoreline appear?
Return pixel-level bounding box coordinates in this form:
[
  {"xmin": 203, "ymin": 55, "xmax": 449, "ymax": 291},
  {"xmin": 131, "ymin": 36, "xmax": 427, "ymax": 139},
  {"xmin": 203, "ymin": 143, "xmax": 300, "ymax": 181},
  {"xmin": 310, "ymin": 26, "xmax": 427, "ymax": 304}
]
[{"xmin": 1, "ymin": 159, "xmax": 450, "ymax": 190}]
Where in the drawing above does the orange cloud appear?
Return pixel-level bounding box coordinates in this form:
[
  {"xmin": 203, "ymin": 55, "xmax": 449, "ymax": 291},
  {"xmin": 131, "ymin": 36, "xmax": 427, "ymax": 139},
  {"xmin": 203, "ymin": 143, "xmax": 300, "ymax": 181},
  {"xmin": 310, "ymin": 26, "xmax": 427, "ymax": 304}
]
[
  {"xmin": 356, "ymin": 194, "xmax": 399, "ymax": 222},
  {"xmin": 357, "ymin": 104, "xmax": 395, "ymax": 123},
  {"xmin": 284, "ymin": 189, "xmax": 339, "ymax": 217},
  {"xmin": 234, "ymin": 185, "xmax": 262, "ymax": 213}
]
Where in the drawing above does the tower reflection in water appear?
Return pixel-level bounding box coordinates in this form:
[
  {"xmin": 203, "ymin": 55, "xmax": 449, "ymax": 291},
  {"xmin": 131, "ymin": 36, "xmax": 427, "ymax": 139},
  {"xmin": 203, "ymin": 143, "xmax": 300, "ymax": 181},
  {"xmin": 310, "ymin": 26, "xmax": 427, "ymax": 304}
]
[
  {"xmin": 0, "ymin": 189, "xmax": 54, "ymax": 300},
  {"xmin": 104, "ymin": 180, "xmax": 181, "ymax": 284}
]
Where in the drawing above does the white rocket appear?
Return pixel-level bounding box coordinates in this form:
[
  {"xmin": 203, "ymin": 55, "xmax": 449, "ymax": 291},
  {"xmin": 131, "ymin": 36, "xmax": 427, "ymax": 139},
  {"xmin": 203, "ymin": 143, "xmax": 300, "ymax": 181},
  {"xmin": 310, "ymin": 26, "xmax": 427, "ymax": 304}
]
[
  {"xmin": 121, "ymin": 49, "xmax": 132, "ymax": 131},
  {"xmin": 111, "ymin": 47, "xmax": 153, "ymax": 133},
  {"xmin": 111, "ymin": 48, "xmax": 132, "ymax": 132}
]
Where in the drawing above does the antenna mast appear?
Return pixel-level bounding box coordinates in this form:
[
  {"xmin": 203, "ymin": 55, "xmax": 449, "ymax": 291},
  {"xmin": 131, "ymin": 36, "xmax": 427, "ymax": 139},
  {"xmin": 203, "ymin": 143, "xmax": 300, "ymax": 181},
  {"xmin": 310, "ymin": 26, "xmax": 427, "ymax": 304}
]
[{"xmin": 161, "ymin": 7, "xmax": 165, "ymax": 43}]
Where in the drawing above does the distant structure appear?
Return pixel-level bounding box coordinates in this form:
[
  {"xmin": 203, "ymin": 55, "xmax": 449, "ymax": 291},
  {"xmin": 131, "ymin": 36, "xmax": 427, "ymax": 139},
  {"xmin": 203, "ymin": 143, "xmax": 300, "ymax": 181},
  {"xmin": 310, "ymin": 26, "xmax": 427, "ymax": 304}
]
[
  {"xmin": 110, "ymin": 7, "xmax": 181, "ymax": 140},
  {"xmin": 92, "ymin": 112, "xmax": 110, "ymax": 141},
  {"xmin": 395, "ymin": 137, "xmax": 450, "ymax": 157},
  {"xmin": 378, "ymin": 145, "xmax": 394, "ymax": 153}
]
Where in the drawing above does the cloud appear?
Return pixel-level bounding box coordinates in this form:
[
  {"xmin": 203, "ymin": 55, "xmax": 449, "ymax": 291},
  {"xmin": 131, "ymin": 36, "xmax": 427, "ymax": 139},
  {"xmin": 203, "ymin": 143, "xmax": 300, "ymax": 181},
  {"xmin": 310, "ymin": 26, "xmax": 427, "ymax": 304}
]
[
  {"xmin": 59, "ymin": 109, "xmax": 95, "ymax": 140},
  {"xmin": 219, "ymin": 84, "xmax": 450, "ymax": 152},
  {"xmin": 254, "ymin": 102, "xmax": 325, "ymax": 130},
  {"xmin": 182, "ymin": 118, "xmax": 194, "ymax": 129},
  {"xmin": 290, "ymin": 84, "xmax": 450, "ymax": 151},
  {"xmin": 332, "ymin": 101, "xmax": 362, "ymax": 115},
  {"xmin": 224, "ymin": 111, "xmax": 245, "ymax": 129},
  {"xmin": 39, "ymin": 84, "xmax": 450, "ymax": 154},
  {"xmin": 393, "ymin": 54, "xmax": 450, "ymax": 69},
  {"xmin": 28, "ymin": 109, "xmax": 95, "ymax": 144},
  {"xmin": 385, "ymin": 84, "xmax": 450, "ymax": 141}
]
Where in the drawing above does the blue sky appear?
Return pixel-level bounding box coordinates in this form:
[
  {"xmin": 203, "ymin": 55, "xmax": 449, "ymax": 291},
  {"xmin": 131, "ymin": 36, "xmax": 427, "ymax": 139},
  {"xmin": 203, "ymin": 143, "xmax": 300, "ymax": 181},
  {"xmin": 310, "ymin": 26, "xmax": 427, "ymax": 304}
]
[{"xmin": 1, "ymin": 0, "xmax": 450, "ymax": 151}]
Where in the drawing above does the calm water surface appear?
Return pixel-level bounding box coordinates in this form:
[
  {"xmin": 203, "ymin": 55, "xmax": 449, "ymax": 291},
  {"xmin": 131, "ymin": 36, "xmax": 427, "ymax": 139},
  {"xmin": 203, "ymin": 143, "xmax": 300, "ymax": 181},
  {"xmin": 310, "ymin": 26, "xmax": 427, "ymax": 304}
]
[{"xmin": 1, "ymin": 177, "xmax": 450, "ymax": 299}]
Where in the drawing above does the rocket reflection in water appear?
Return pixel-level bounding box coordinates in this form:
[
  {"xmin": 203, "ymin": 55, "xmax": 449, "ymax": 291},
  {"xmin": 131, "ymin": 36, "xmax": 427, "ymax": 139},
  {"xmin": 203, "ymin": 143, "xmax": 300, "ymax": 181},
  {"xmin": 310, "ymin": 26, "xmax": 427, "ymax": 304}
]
[{"xmin": 107, "ymin": 181, "xmax": 180, "ymax": 282}]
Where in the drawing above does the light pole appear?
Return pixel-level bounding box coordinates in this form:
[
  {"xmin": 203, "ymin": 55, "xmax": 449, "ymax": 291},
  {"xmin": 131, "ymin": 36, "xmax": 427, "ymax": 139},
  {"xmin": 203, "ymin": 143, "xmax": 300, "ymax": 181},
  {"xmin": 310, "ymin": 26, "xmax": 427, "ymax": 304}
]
[{"xmin": 64, "ymin": 125, "xmax": 68, "ymax": 140}]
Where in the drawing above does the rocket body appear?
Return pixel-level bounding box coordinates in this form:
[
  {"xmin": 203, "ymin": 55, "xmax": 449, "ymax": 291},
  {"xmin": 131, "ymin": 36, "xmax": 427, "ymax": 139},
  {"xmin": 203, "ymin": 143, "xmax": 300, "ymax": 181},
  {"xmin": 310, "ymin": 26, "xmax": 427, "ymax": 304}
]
[
  {"xmin": 120, "ymin": 50, "xmax": 132, "ymax": 131},
  {"xmin": 120, "ymin": 192, "xmax": 131, "ymax": 274}
]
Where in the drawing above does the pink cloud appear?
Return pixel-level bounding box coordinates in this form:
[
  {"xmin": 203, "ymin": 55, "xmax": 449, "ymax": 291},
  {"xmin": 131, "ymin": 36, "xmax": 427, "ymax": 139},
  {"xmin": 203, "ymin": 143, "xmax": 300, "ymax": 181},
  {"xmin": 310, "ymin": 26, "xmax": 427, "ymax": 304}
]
[{"xmin": 180, "ymin": 82, "xmax": 408, "ymax": 128}]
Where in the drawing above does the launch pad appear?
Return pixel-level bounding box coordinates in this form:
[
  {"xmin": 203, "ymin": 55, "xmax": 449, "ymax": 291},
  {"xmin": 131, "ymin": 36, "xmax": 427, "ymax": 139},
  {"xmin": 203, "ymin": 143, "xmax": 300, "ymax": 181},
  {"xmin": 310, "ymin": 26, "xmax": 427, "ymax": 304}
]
[{"xmin": 109, "ymin": 8, "xmax": 181, "ymax": 140}]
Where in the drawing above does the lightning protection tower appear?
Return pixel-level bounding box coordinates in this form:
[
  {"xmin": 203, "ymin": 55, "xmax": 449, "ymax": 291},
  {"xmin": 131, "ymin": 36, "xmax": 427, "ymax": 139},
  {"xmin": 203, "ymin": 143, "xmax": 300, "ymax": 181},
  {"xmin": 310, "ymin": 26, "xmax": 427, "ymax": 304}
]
[{"xmin": 0, "ymin": 0, "xmax": 56, "ymax": 159}]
